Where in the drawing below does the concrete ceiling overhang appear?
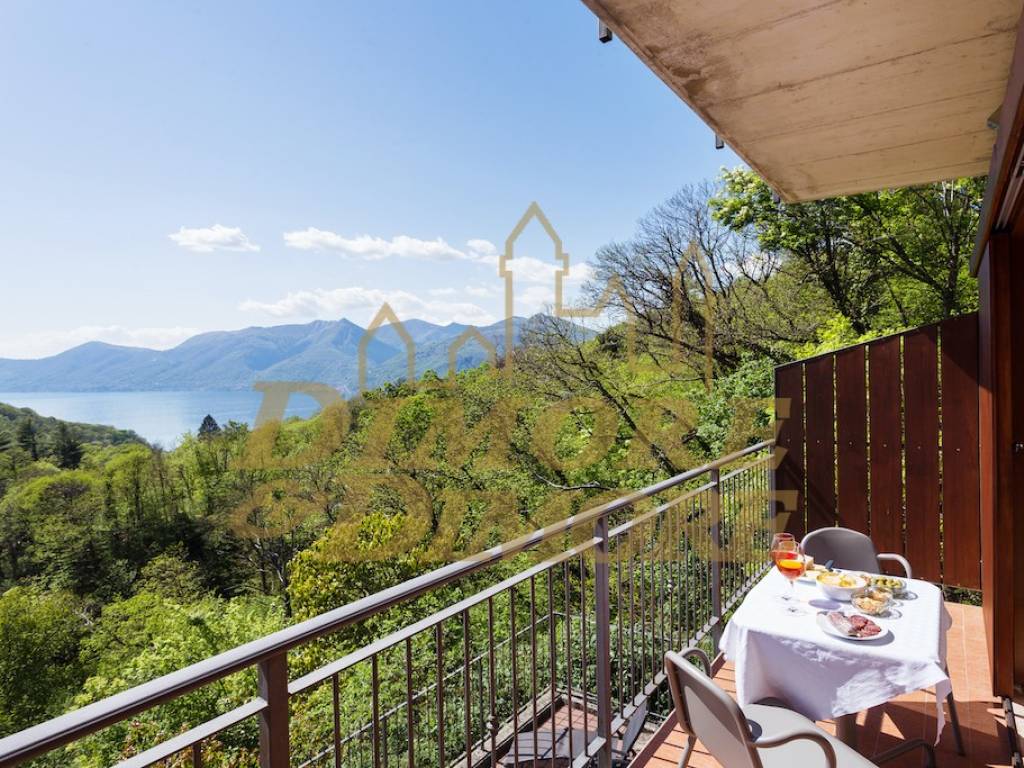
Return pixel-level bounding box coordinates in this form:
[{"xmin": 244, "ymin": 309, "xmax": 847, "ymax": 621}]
[{"xmin": 582, "ymin": 0, "xmax": 1024, "ymax": 202}]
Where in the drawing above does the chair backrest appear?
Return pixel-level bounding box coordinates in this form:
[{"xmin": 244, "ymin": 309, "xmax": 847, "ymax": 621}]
[
  {"xmin": 664, "ymin": 650, "xmax": 760, "ymax": 768},
  {"xmin": 801, "ymin": 526, "xmax": 880, "ymax": 573},
  {"xmin": 619, "ymin": 697, "xmax": 649, "ymax": 756}
]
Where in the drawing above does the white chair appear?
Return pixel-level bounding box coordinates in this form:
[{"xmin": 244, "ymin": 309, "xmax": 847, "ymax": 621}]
[
  {"xmin": 665, "ymin": 648, "xmax": 936, "ymax": 768},
  {"xmin": 801, "ymin": 526, "xmax": 912, "ymax": 577}
]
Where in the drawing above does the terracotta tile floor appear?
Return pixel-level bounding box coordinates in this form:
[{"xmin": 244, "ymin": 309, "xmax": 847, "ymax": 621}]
[{"xmin": 631, "ymin": 603, "xmax": 1012, "ymax": 768}]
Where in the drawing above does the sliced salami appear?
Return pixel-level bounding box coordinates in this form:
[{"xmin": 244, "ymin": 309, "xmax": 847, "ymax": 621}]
[{"xmin": 827, "ymin": 611, "xmax": 881, "ymax": 638}]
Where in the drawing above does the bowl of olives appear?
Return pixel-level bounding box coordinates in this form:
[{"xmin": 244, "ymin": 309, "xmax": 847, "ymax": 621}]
[{"xmin": 870, "ymin": 575, "xmax": 906, "ymax": 596}]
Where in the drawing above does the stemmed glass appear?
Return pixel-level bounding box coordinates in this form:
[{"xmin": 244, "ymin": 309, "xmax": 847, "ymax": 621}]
[
  {"xmin": 771, "ymin": 532, "xmax": 794, "ymax": 553},
  {"xmin": 771, "ymin": 539, "xmax": 807, "ymax": 615}
]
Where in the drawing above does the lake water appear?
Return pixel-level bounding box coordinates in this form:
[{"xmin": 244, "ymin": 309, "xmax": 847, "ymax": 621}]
[{"xmin": 0, "ymin": 391, "xmax": 325, "ymax": 447}]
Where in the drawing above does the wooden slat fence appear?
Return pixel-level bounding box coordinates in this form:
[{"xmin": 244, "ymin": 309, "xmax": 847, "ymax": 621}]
[{"xmin": 773, "ymin": 312, "xmax": 981, "ymax": 589}]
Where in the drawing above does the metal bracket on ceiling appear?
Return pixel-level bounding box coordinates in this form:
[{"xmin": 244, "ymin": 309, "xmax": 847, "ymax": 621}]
[
  {"xmin": 715, "ymin": 134, "xmax": 725, "ymax": 150},
  {"xmin": 598, "ymin": 20, "xmax": 613, "ymax": 43}
]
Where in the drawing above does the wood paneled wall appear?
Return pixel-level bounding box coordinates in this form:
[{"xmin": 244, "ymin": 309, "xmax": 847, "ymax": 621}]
[{"xmin": 774, "ymin": 313, "xmax": 981, "ymax": 589}]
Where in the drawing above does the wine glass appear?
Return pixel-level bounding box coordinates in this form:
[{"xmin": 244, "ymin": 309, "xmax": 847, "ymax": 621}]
[
  {"xmin": 771, "ymin": 532, "xmax": 794, "ymax": 559},
  {"xmin": 771, "ymin": 540, "xmax": 807, "ymax": 615}
]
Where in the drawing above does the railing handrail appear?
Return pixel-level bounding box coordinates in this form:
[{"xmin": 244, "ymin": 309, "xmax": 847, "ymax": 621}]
[{"xmin": 0, "ymin": 439, "xmax": 773, "ymax": 768}]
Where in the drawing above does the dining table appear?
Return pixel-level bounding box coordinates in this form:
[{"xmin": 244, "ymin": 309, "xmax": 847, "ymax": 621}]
[{"xmin": 719, "ymin": 566, "xmax": 953, "ymax": 750}]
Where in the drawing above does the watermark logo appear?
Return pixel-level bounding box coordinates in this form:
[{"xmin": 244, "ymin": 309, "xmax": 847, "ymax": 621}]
[{"xmin": 232, "ymin": 203, "xmax": 783, "ymax": 563}]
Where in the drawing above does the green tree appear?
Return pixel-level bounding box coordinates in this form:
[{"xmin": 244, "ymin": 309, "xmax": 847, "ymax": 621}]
[
  {"xmin": 105, "ymin": 444, "xmax": 157, "ymax": 532},
  {"xmin": 133, "ymin": 546, "xmax": 206, "ymax": 602},
  {"xmin": 711, "ymin": 169, "xmax": 982, "ymax": 333},
  {"xmin": 0, "ymin": 586, "xmax": 85, "ymax": 736},
  {"xmin": 15, "ymin": 418, "xmax": 38, "ymax": 462},
  {"xmin": 53, "ymin": 422, "xmax": 85, "ymax": 469},
  {"xmin": 2, "ymin": 471, "xmax": 117, "ymax": 596},
  {"xmin": 198, "ymin": 414, "xmax": 221, "ymax": 440},
  {"xmin": 712, "ymin": 169, "xmax": 884, "ymax": 333},
  {"xmin": 847, "ymin": 178, "xmax": 983, "ymax": 323},
  {"xmin": 586, "ymin": 182, "xmax": 822, "ymax": 372}
]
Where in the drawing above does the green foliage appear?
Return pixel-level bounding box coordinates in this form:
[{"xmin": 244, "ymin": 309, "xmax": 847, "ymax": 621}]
[
  {"xmin": 15, "ymin": 418, "xmax": 38, "ymax": 461},
  {"xmin": 69, "ymin": 593, "xmax": 285, "ymax": 766},
  {"xmin": 712, "ymin": 169, "xmax": 981, "ymax": 335},
  {"xmin": 53, "ymin": 422, "xmax": 85, "ymax": 469},
  {"xmin": 0, "ymin": 402, "xmax": 141, "ymax": 449},
  {"xmin": 133, "ymin": 546, "xmax": 207, "ymax": 602},
  {"xmin": 689, "ymin": 357, "xmax": 774, "ymax": 459},
  {"xmin": 0, "ymin": 471, "xmax": 120, "ymax": 596},
  {"xmin": 198, "ymin": 414, "xmax": 221, "ymax": 439},
  {"xmin": 0, "ymin": 587, "xmax": 86, "ymax": 735}
]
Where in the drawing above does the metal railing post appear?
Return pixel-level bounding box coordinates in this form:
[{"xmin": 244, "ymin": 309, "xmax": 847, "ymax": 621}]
[
  {"xmin": 258, "ymin": 653, "xmax": 289, "ymax": 768},
  {"xmin": 769, "ymin": 442, "xmax": 779, "ymax": 533},
  {"xmin": 594, "ymin": 512, "xmax": 613, "ymax": 768},
  {"xmin": 710, "ymin": 469, "xmax": 723, "ymax": 653}
]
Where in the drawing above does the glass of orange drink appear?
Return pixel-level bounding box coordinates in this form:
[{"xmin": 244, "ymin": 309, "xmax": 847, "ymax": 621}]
[{"xmin": 771, "ymin": 540, "xmax": 807, "ymax": 615}]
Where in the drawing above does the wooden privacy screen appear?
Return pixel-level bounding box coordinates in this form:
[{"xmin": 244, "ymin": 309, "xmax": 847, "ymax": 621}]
[{"xmin": 773, "ymin": 312, "xmax": 981, "ymax": 589}]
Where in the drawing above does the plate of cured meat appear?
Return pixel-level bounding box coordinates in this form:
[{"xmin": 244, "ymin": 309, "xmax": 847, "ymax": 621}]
[{"xmin": 816, "ymin": 610, "xmax": 889, "ymax": 641}]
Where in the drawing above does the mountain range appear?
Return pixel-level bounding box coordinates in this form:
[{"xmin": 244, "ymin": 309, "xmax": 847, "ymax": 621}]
[{"xmin": 0, "ymin": 316, "xmax": 575, "ymax": 394}]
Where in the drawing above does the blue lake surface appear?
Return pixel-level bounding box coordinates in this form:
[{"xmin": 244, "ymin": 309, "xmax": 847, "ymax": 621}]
[{"xmin": 0, "ymin": 391, "xmax": 325, "ymax": 447}]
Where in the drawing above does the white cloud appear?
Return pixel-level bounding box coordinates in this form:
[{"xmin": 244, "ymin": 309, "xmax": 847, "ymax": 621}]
[
  {"xmin": 239, "ymin": 287, "xmax": 496, "ymax": 327},
  {"xmin": 169, "ymin": 224, "xmax": 260, "ymax": 253},
  {"xmin": 277, "ymin": 227, "xmax": 595, "ymax": 288},
  {"xmin": 497, "ymin": 256, "xmax": 595, "ymax": 285},
  {"xmin": 0, "ymin": 325, "xmax": 201, "ymax": 359},
  {"xmin": 283, "ymin": 229, "xmax": 475, "ymax": 261},
  {"xmin": 430, "ymin": 285, "xmax": 497, "ymax": 299},
  {"xmin": 466, "ymin": 239, "xmax": 498, "ymax": 258}
]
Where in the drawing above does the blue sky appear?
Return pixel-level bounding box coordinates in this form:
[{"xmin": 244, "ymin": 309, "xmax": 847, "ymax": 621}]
[{"xmin": 0, "ymin": 1, "xmax": 740, "ymax": 358}]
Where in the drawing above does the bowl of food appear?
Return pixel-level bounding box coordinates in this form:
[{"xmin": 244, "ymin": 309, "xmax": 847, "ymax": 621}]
[
  {"xmin": 800, "ymin": 560, "xmax": 829, "ymax": 582},
  {"xmin": 816, "ymin": 571, "xmax": 868, "ymax": 602},
  {"xmin": 851, "ymin": 586, "xmax": 894, "ymax": 616},
  {"xmin": 870, "ymin": 575, "xmax": 906, "ymax": 596}
]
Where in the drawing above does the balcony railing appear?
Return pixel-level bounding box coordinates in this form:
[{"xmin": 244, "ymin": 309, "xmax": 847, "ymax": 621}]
[{"xmin": 0, "ymin": 441, "xmax": 775, "ymax": 768}]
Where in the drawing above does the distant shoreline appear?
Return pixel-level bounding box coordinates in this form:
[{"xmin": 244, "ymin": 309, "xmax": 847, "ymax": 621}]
[{"xmin": 0, "ymin": 390, "xmax": 323, "ymax": 447}]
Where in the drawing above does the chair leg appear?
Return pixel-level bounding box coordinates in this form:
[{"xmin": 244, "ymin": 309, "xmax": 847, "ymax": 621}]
[
  {"xmin": 946, "ymin": 688, "xmax": 966, "ymax": 756},
  {"xmin": 676, "ymin": 734, "xmax": 696, "ymax": 768},
  {"xmin": 873, "ymin": 738, "xmax": 935, "ymax": 768}
]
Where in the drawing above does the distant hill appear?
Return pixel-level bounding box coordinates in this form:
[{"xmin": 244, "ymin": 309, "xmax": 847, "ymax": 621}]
[
  {"xmin": 0, "ymin": 315, "xmax": 588, "ymax": 394},
  {"xmin": 0, "ymin": 402, "xmax": 143, "ymax": 446}
]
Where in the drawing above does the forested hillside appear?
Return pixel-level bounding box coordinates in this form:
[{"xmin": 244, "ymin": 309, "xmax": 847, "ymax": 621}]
[
  {"xmin": 0, "ymin": 403, "xmax": 142, "ymax": 476},
  {"xmin": 0, "ymin": 172, "xmax": 982, "ymax": 766}
]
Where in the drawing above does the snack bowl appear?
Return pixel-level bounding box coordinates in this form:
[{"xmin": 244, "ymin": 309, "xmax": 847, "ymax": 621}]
[
  {"xmin": 851, "ymin": 586, "xmax": 894, "ymax": 616},
  {"xmin": 800, "ymin": 563, "xmax": 828, "ymax": 582},
  {"xmin": 816, "ymin": 571, "xmax": 868, "ymax": 602},
  {"xmin": 870, "ymin": 575, "xmax": 906, "ymax": 596}
]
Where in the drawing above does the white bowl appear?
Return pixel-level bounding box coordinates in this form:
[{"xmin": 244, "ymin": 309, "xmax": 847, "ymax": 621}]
[{"xmin": 816, "ymin": 572, "xmax": 868, "ymax": 602}]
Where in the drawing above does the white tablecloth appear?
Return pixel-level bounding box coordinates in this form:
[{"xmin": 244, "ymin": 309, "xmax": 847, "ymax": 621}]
[{"xmin": 720, "ymin": 569, "xmax": 953, "ymax": 742}]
